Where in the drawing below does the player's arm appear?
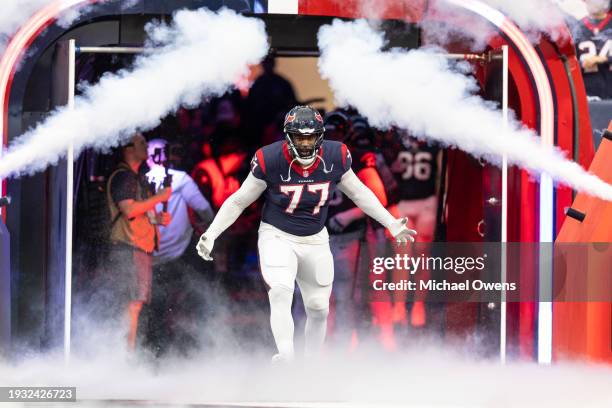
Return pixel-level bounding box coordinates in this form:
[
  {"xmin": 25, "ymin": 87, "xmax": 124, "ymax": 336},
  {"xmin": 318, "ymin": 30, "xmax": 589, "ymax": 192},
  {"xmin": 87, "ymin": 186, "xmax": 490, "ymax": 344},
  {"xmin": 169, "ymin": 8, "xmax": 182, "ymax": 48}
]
[
  {"xmin": 182, "ymin": 174, "xmax": 214, "ymax": 225},
  {"xmin": 338, "ymin": 168, "xmax": 416, "ymax": 244},
  {"xmin": 196, "ymin": 173, "xmax": 266, "ymax": 260},
  {"xmin": 329, "ymin": 167, "xmax": 387, "ymax": 231}
]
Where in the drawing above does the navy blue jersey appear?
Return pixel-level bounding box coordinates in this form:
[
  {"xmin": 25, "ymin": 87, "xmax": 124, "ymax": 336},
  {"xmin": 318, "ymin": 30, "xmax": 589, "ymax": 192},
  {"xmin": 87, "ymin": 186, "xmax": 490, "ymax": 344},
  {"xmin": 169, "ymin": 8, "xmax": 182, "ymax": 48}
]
[
  {"xmin": 384, "ymin": 135, "xmax": 439, "ymax": 201},
  {"xmin": 574, "ymin": 12, "xmax": 612, "ymax": 99},
  {"xmin": 250, "ymin": 140, "xmax": 352, "ymax": 236},
  {"xmin": 326, "ymin": 147, "xmax": 378, "ymax": 234}
]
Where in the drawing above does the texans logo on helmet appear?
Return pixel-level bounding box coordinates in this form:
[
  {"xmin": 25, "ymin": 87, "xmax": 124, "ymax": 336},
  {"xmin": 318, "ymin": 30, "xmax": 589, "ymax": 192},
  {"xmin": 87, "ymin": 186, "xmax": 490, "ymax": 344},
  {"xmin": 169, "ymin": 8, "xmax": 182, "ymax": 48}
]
[
  {"xmin": 315, "ymin": 112, "xmax": 323, "ymax": 123},
  {"xmin": 285, "ymin": 113, "xmax": 296, "ymax": 125}
]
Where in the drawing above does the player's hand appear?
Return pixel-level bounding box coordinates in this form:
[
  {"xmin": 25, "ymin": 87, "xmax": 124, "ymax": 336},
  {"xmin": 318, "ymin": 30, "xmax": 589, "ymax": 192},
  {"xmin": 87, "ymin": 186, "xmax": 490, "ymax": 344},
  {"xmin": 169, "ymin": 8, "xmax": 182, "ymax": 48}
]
[
  {"xmin": 328, "ymin": 215, "xmax": 347, "ymax": 233},
  {"xmin": 388, "ymin": 217, "xmax": 417, "ymax": 246},
  {"xmin": 196, "ymin": 233, "xmax": 214, "ymax": 261},
  {"xmin": 595, "ymin": 55, "xmax": 608, "ymax": 65},
  {"xmin": 157, "ymin": 187, "xmax": 172, "ymax": 202},
  {"xmin": 157, "ymin": 212, "xmax": 172, "ymax": 226},
  {"xmin": 582, "ymin": 55, "xmax": 605, "ymax": 70}
]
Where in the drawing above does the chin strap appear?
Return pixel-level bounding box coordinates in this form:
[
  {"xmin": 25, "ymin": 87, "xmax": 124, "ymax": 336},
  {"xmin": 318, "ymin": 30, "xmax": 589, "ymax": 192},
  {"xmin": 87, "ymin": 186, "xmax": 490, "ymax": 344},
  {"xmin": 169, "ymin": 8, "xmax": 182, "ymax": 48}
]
[
  {"xmin": 280, "ymin": 150, "xmax": 332, "ymax": 182},
  {"xmin": 316, "ymin": 154, "xmax": 334, "ymax": 174},
  {"xmin": 281, "ymin": 157, "xmax": 298, "ymax": 182}
]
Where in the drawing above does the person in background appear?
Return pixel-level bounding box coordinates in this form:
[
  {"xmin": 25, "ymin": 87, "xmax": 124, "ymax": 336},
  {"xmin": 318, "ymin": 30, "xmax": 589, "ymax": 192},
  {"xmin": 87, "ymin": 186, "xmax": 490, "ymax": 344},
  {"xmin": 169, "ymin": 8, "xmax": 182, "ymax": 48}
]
[
  {"xmin": 106, "ymin": 133, "xmax": 172, "ymax": 351},
  {"xmin": 191, "ymin": 136, "xmax": 258, "ymax": 275},
  {"xmin": 574, "ymin": 0, "xmax": 612, "ymax": 99},
  {"xmin": 147, "ymin": 138, "xmax": 214, "ymax": 262},
  {"xmin": 246, "ymin": 55, "xmax": 297, "ymax": 147},
  {"xmin": 383, "ymin": 129, "xmax": 442, "ymax": 329},
  {"xmin": 325, "ymin": 112, "xmax": 390, "ymax": 350},
  {"xmin": 144, "ymin": 138, "xmax": 214, "ymax": 356}
]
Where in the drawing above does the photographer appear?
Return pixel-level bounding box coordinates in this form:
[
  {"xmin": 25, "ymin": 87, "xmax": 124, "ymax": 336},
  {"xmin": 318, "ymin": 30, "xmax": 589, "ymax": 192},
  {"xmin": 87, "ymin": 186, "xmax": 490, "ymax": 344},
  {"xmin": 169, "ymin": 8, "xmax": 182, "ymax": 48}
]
[{"xmin": 106, "ymin": 133, "xmax": 172, "ymax": 352}]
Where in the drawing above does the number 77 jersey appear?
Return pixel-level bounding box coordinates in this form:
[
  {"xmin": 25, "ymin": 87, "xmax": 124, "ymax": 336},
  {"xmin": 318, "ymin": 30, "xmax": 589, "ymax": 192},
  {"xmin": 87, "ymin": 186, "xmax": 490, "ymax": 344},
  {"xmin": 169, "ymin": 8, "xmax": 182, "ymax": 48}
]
[{"xmin": 250, "ymin": 139, "xmax": 352, "ymax": 236}]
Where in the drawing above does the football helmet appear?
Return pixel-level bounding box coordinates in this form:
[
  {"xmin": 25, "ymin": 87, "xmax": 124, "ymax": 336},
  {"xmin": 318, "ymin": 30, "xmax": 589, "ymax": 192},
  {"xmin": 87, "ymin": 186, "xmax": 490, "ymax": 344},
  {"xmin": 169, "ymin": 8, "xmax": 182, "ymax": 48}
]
[
  {"xmin": 283, "ymin": 105, "xmax": 325, "ymax": 166},
  {"xmin": 323, "ymin": 110, "xmax": 350, "ymax": 142},
  {"xmin": 347, "ymin": 115, "xmax": 374, "ymax": 148}
]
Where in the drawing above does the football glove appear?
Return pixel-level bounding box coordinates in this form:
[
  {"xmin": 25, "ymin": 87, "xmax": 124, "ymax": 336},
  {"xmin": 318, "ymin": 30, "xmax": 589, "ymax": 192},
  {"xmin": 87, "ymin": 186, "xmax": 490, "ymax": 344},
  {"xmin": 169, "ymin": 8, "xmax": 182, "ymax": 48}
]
[
  {"xmin": 388, "ymin": 217, "xmax": 417, "ymax": 245},
  {"xmin": 196, "ymin": 233, "xmax": 214, "ymax": 261}
]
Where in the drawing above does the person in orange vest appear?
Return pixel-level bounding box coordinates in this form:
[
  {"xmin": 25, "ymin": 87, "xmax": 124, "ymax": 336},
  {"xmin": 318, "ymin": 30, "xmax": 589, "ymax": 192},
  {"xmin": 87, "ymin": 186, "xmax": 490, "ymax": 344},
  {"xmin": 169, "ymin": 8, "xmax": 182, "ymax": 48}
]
[{"xmin": 106, "ymin": 133, "xmax": 172, "ymax": 351}]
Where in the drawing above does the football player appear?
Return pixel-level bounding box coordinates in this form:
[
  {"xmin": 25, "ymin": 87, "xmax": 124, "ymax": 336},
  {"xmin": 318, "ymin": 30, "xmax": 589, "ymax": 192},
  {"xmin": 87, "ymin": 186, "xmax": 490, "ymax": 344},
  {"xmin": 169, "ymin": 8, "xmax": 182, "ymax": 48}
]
[
  {"xmin": 324, "ymin": 112, "xmax": 389, "ymax": 349},
  {"xmin": 196, "ymin": 105, "xmax": 416, "ymax": 361},
  {"xmin": 383, "ymin": 129, "xmax": 441, "ymax": 328},
  {"xmin": 574, "ymin": 0, "xmax": 612, "ymax": 99}
]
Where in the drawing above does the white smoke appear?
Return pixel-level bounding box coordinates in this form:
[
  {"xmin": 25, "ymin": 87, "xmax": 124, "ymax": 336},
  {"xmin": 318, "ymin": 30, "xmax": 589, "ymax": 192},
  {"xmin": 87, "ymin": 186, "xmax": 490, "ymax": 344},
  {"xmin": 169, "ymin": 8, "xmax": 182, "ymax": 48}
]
[
  {"xmin": 1, "ymin": 337, "xmax": 612, "ymax": 406},
  {"xmin": 56, "ymin": 1, "xmax": 112, "ymax": 29},
  {"xmin": 554, "ymin": 0, "xmax": 588, "ymax": 20},
  {"xmin": 0, "ymin": 7, "xmax": 269, "ymax": 178},
  {"xmin": 0, "ymin": 0, "xmax": 103, "ymax": 53},
  {"xmin": 480, "ymin": 0, "xmax": 568, "ymax": 35},
  {"xmin": 0, "ymin": 0, "xmax": 52, "ymax": 53},
  {"xmin": 324, "ymin": 0, "xmax": 577, "ymax": 49},
  {"xmin": 418, "ymin": 0, "xmax": 573, "ymax": 51},
  {"xmin": 318, "ymin": 19, "xmax": 612, "ymax": 201}
]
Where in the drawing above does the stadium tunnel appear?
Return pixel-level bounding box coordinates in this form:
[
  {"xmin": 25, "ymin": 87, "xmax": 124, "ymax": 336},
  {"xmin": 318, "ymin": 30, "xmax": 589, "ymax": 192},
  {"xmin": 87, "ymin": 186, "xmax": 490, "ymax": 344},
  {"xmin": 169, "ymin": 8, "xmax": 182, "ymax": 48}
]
[{"xmin": 0, "ymin": 0, "xmax": 606, "ymax": 364}]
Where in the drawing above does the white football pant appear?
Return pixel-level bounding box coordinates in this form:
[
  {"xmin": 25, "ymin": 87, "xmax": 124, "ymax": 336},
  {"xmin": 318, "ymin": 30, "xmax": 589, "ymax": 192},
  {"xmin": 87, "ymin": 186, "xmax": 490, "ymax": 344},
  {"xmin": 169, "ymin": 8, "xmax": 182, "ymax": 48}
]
[{"xmin": 258, "ymin": 222, "xmax": 334, "ymax": 359}]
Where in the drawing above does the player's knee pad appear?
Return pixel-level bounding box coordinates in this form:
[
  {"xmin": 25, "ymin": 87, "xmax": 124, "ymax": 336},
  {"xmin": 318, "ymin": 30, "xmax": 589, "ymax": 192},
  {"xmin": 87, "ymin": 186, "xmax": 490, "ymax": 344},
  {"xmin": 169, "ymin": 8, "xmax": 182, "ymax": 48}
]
[
  {"xmin": 305, "ymin": 296, "xmax": 330, "ymax": 318},
  {"xmin": 268, "ymin": 285, "xmax": 293, "ymax": 307}
]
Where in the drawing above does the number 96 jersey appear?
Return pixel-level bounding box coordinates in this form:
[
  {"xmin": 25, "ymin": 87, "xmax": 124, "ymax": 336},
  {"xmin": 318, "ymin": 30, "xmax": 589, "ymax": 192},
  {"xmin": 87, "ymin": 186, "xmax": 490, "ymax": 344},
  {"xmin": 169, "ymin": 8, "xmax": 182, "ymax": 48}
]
[
  {"xmin": 251, "ymin": 140, "xmax": 352, "ymax": 236},
  {"xmin": 387, "ymin": 135, "xmax": 440, "ymax": 201}
]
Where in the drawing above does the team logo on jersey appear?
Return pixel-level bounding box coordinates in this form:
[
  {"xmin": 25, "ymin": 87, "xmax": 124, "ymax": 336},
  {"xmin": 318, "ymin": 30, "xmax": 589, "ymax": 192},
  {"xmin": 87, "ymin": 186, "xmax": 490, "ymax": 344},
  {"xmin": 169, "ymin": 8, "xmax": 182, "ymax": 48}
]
[{"xmin": 284, "ymin": 113, "xmax": 296, "ymax": 125}]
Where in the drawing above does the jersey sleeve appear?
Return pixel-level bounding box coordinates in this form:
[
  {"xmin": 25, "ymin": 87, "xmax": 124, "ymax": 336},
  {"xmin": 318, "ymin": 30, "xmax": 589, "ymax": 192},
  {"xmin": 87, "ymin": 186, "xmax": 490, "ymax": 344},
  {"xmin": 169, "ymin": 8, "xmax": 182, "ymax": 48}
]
[
  {"xmin": 353, "ymin": 150, "xmax": 377, "ymax": 173},
  {"xmin": 182, "ymin": 174, "xmax": 213, "ymax": 214},
  {"xmin": 340, "ymin": 143, "xmax": 353, "ymax": 174},
  {"xmin": 250, "ymin": 148, "xmax": 267, "ymax": 181}
]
